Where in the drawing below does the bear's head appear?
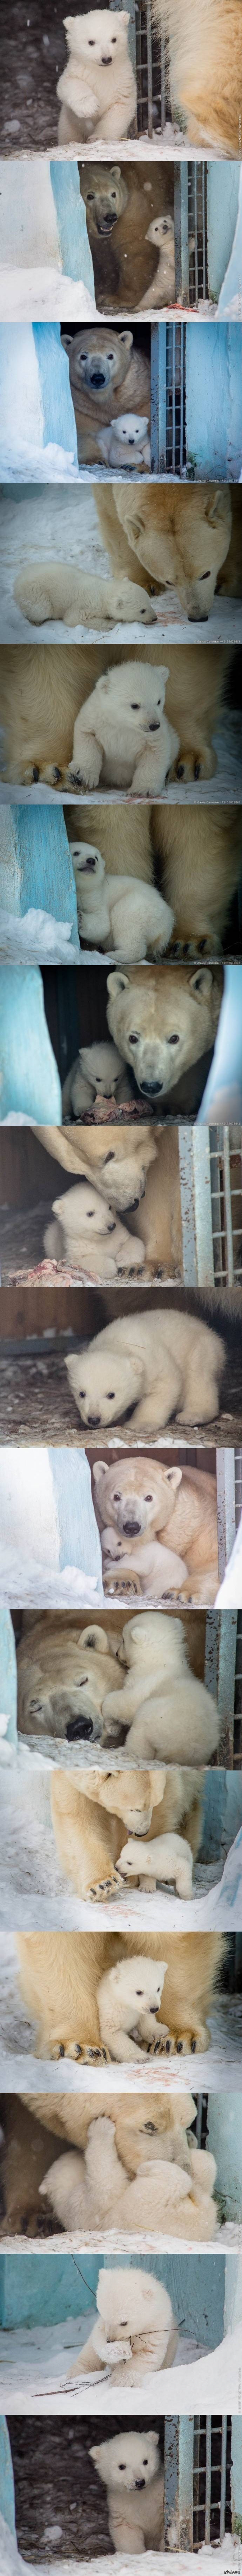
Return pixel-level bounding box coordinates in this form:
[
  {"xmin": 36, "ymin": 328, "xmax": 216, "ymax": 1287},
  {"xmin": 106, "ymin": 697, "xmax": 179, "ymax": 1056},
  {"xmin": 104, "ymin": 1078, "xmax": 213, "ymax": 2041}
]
[
  {"xmin": 96, "ymin": 2262, "xmax": 174, "ymax": 2339},
  {"xmin": 90, "ymin": 2425, "xmax": 161, "ymax": 2489},
  {"xmin": 107, "ymin": 964, "xmax": 222, "ymax": 1099},
  {"xmin": 81, "ymin": 164, "xmax": 128, "ymax": 236}
]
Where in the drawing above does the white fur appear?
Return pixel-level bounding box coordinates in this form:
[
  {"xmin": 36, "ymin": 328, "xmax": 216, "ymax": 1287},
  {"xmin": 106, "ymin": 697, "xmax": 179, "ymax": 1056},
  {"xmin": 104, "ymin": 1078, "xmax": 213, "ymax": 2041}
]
[
  {"xmin": 44, "ymin": 1177, "xmax": 144, "ymax": 1278},
  {"xmin": 102, "ymin": 1611, "xmax": 219, "ymax": 1761},
  {"xmin": 141, "ymin": 214, "xmax": 175, "ymax": 310},
  {"xmin": 62, "ymin": 1037, "xmax": 127, "ymax": 1118},
  {"xmin": 72, "ymin": 842, "xmax": 174, "ymax": 960},
  {"xmin": 99, "ymin": 413, "xmax": 151, "ymax": 469},
  {"xmin": 97, "ymin": 1953, "xmax": 168, "ymax": 2061},
  {"xmin": 68, "ymin": 661, "xmax": 179, "ymax": 794},
  {"xmin": 40, "ymin": 2115, "xmax": 217, "ymax": 2251},
  {"xmin": 65, "ymin": 1305, "xmax": 224, "ymax": 1433},
  {"xmin": 119, "ymin": 1830, "xmax": 194, "ymax": 1898},
  {"xmin": 58, "ymin": 11, "xmax": 136, "ymax": 143},
  {"xmin": 90, "ymin": 2426, "xmax": 164, "ymax": 2551}
]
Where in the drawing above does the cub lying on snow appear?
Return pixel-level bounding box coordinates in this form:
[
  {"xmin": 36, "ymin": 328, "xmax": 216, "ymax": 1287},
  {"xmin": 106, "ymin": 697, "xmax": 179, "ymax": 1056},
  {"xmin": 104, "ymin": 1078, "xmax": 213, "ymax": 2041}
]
[
  {"xmin": 40, "ymin": 2109, "xmax": 217, "ymax": 2242},
  {"xmin": 71, "ymin": 841, "xmax": 174, "ymax": 960},
  {"xmin": 69, "ymin": 2262, "xmax": 178, "ymax": 2383},
  {"xmin": 89, "ymin": 2426, "xmax": 164, "ymax": 2556},
  {"xmin": 16, "ymin": 1928, "xmax": 225, "ymax": 2059},
  {"xmin": 57, "ymin": 11, "xmax": 136, "ymax": 145},
  {"xmin": 66, "ymin": 1305, "xmax": 226, "ymax": 1433},
  {"xmin": 14, "ymin": 567, "xmax": 153, "ymax": 631}
]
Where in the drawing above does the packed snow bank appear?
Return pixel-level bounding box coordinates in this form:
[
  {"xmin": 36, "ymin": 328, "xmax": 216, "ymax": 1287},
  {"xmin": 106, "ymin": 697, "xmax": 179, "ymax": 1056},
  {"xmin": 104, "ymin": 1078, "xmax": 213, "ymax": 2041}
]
[
  {"xmin": 0, "ymin": 270, "xmax": 98, "ymax": 323},
  {"xmin": 0, "ymin": 912, "xmax": 80, "ymax": 963},
  {"xmin": 0, "ymin": 1555, "xmax": 103, "ymax": 1608},
  {"xmin": 0, "ymin": 444, "xmax": 79, "ymax": 482}
]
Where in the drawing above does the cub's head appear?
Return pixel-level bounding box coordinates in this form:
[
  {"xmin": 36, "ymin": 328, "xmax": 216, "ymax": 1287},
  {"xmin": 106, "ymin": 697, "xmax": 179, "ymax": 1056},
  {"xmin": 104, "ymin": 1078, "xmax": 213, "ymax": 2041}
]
[{"xmin": 90, "ymin": 2426, "xmax": 160, "ymax": 2490}]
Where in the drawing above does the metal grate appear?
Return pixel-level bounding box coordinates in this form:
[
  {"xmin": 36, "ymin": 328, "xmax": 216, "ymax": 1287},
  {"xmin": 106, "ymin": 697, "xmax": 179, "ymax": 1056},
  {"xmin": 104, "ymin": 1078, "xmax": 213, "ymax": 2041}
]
[
  {"xmin": 166, "ymin": 322, "xmax": 186, "ymax": 472},
  {"xmin": 193, "ymin": 2418, "xmax": 232, "ymax": 2549},
  {"xmin": 209, "ymin": 1128, "xmax": 242, "ymax": 1286},
  {"xmin": 134, "ymin": 0, "xmax": 170, "ymax": 132},
  {"xmin": 179, "ymin": 1126, "xmax": 242, "ymax": 1287},
  {"xmin": 187, "ymin": 164, "xmax": 208, "ymax": 304}
]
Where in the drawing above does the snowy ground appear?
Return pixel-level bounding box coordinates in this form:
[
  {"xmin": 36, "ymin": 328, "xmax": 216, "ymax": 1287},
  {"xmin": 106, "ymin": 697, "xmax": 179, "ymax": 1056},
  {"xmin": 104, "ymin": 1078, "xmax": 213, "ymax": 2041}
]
[
  {"xmin": 0, "ymin": 1934, "xmax": 241, "ymax": 2092},
  {"xmin": 0, "ymin": 485, "xmax": 241, "ymax": 646},
  {"xmin": 0, "ymin": 1758, "xmax": 241, "ymax": 1932},
  {"xmin": 1, "ymin": 713, "xmax": 241, "ymax": 804},
  {"xmin": 0, "ymin": 484, "xmax": 241, "ymax": 644},
  {"xmin": 0, "ymin": 2312, "xmax": 241, "ymax": 2412},
  {"xmin": 1, "ymin": 2526, "xmax": 241, "ymax": 2576}
]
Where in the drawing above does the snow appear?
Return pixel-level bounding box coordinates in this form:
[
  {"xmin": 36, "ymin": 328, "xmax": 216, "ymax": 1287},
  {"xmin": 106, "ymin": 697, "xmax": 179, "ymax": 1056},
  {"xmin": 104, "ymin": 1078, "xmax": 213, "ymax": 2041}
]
[
  {"xmin": 0, "ymin": 1935, "xmax": 242, "ymax": 2092},
  {"xmin": 0, "ymin": 443, "xmax": 79, "ymax": 482},
  {"xmin": 0, "ymin": 1555, "xmax": 103, "ymax": 1608},
  {"xmin": 0, "ymin": 912, "xmax": 80, "ymax": 962},
  {"xmin": 0, "ymin": 1761, "xmax": 241, "ymax": 1931},
  {"xmin": 0, "ymin": 2310, "xmax": 241, "ymax": 2411},
  {"xmin": 0, "ymin": 2521, "xmax": 241, "ymax": 2576},
  {"xmin": 216, "ymin": 1509, "xmax": 242, "ymax": 1603},
  {"xmin": 0, "ymin": 270, "xmax": 98, "ymax": 323}
]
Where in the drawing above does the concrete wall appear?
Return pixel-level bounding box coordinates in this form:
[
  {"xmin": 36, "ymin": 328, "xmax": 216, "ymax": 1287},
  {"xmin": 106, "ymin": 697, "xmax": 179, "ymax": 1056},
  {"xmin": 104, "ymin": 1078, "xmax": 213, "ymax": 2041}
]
[
  {"xmin": 0, "ymin": 2250, "xmax": 227, "ymax": 2347},
  {"xmin": 207, "ymin": 166, "xmax": 240, "ymax": 299},
  {"xmin": 186, "ymin": 325, "xmax": 242, "ymax": 479},
  {"xmin": 0, "ymin": 808, "xmax": 78, "ymax": 937}
]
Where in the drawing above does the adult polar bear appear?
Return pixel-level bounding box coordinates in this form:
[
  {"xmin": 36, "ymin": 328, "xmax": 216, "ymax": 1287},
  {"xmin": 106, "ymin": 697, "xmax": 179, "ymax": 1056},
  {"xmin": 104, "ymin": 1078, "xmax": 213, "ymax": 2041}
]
[
  {"xmin": 50, "ymin": 1761, "xmax": 204, "ymax": 1900},
  {"xmin": 16, "ymin": 1927, "xmax": 226, "ymax": 2058},
  {"xmin": 96, "ymin": 484, "xmax": 242, "ymax": 625},
  {"xmin": 152, "ymin": 0, "xmax": 241, "ymax": 155},
  {"xmin": 0, "ymin": 2086, "xmax": 199, "ymax": 2234},
  {"xmin": 0, "ymin": 640, "xmax": 232, "ymax": 790}
]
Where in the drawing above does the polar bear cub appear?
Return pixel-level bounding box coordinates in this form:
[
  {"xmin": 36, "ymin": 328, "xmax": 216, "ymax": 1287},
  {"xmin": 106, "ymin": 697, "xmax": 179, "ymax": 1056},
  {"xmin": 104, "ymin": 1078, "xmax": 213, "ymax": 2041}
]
[
  {"xmin": 65, "ymin": 1306, "xmax": 224, "ymax": 1432},
  {"xmin": 68, "ymin": 662, "xmax": 179, "ymax": 794},
  {"xmin": 57, "ymin": 12, "xmax": 136, "ymax": 144},
  {"xmin": 99, "ymin": 414, "xmax": 151, "ymax": 469},
  {"xmin": 44, "ymin": 1178, "xmax": 144, "ymax": 1279},
  {"xmin": 119, "ymin": 1831, "xmax": 194, "ymax": 1899},
  {"xmin": 98, "ymin": 1953, "xmax": 168, "ymax": 2061},
  {"xmin": 90, "ymin": 2427, "xmax": 164, "ymax": 2552},
  {"xmin": 141, "ymin": 213, "xmax": 175, "ymax": 309},
  {"xmin": 102, "ymin": 1611, "xmax": 219, "ymax": 1762},
  {"xmin": 71, "ymin": 841, "xmax": 174, "ymax": 960},
  {"xmin": 75, "ymin": 2262, "xmax": 177, "ymax": 2383},
  {"xmin": 62, "ymin": 1037, "xmax": 127, "ymax": 1118}
]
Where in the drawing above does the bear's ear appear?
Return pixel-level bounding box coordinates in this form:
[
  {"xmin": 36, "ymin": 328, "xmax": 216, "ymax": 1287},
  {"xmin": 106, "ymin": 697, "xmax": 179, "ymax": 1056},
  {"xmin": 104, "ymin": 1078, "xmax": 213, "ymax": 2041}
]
[
  {"xmin": 90, "ymin": 2446, "xmax": 101, "ymax": 2463},
  {"xmin": 164, "ymin": 1465, "xmax": 182, "ymax": 1490},
  {"xmin": 110, "ymin": 164, "xmax": 121, "ymax": 179},
  {"xmin": 205, "ymin": 487, "xmax": 230, "ymax": 524},
  {"xmin": 81, "ymin": 1623, "xmax": 106, "ymax": 1651},
  {"xmin": 189, "ymin": 966, "xmax": 213, "ymax": 997},
  {"xmin": 120, "ymin": 328, "xmax": 133, "ymax": 348},
  {"xmin": 107, "ymin": 971, "xmax": 130, "ymax": 996},
  {"xmin": 93, "ymin": 1460, "xmax": 109, "ymax": 1485}
]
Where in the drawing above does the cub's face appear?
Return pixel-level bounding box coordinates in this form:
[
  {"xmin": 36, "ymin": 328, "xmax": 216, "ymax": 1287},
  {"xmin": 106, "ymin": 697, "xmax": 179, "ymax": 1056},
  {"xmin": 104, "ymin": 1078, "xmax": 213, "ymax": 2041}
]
[{"xmin": 90, "ymin": 2428, "xmax": 160, "ymax": 2489}]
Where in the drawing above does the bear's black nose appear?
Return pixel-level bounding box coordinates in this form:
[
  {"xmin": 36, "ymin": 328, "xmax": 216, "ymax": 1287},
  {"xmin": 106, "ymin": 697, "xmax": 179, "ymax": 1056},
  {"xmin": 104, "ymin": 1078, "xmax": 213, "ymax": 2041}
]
[
  {"xmin": 88, "ymin": 1414, "xmax": 101, "ymax": 1426},
  {"xmin": 66, "ymin": 1716, "xmax": 94, "ymax": 1741},
  {"xmin": 140, "ymin": 1079, "xmax": 161, "ymax": 1095},
  {"xmin": 135, "ymin": 2479, "xmax": 146, "ymax": 2490},
  {"xmin": 90, "ymin": 369, "xmax": 106, "ymax": 386}
]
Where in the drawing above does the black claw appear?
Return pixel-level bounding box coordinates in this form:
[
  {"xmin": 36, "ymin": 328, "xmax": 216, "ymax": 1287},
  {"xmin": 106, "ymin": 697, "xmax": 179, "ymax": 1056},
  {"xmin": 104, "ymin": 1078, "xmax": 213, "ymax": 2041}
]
[
  {"xmin": 191, "ymin": 2038, "xmax": 197, "ymax": 2053},
  {"xmin": 32, "ymin": 765, "xmax": 39, "ymax": 782},
  {"xmin": 59, "ymin": 2044, "xmax": 65, "ymax": 2058},
  {"xmin": 194, "ymin": 761, "xmax": 201, "ymax": 779}
]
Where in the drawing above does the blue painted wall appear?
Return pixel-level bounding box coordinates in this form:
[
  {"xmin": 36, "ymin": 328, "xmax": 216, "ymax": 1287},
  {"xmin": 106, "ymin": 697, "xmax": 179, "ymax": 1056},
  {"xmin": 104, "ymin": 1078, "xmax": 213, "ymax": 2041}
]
[
  {"xmin": 33, "ymin": 324, "xmax": 78, "ymax": 460},
  {"xmin": 0, "ymin": 1612, "xmax": 17, "ymax": 1745},
  {"xmin": 0, "ymin": 2250, "xmax": 226, "ymax": 2347},
  {"xmin": 207, "ymin": 2098, "xmax": 242, "ymax": 2218},
  {"xmin": 1, "ymin": 807, "xmax": 78, "ymax": 939},
  {"xmin": 0, "ymin": 963, "xmax": 61, "ymax": 1121},
  {"xmin": 51, "ymin": 1449, "xmax": 103, "ymax": 1583},
  {"xmin": 0, "ymin": 2420, "xmax": 16, "ymax": 2533},
  {"xmin": 186, "ymin": 325, "xmax": 242, "ymax": 479},
  {"xmin": 207, "ymin": 166, "xmax": 240, "ymax": 298},
  {"xmin": 50, "ymin": 162, "xmax": 95, "ymax": 297}
]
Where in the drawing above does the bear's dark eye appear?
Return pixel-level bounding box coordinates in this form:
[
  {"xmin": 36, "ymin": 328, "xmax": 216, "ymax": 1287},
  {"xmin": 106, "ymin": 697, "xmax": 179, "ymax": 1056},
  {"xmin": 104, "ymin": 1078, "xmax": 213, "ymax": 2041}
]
[
  {"xmin": 143, "ymin": 2120, "xmax": 156, "ymax": 2132},
  {"xmin": 88, "ymin": 37, "xmax": 95, "ymax": 42},
  {"xmin": 109, "ymin": 353, "xmax": 114, "ymax": 361},
  {"xmin": 143, "ymin": 2459, "xmax": 148, "ymax": 2466},
  {"xmin": 168, "ymin": 1034, "xmax": 179, "ymax": 1045},
  {"xmin": 118, "ymin": 2464, "xmax": 126, "ymax": 2471},
  {"xmin": 144, "ymin": 1493, "xmax": 153, "ymax": 1501},
  {"xmin": 107, "ymin": 1390, "xmax": 115, "ymax": 1398},
  {"xmin": 78, "ymin": 1390, "xmax": 86, "ymax": 1398},
  {"xmin": 104, "ymin": 1151, "xmax": 115, "ymax": 1163},
  {"xmin": 129, "ymin": 1033, "xmax": 139, "ymax": 1045},
  {"xmin": 136, "ymin": 1988, "xmax": 144, "ymax": 1996},
  {"xmin": 131, "ymin": 701, "xmax": 140, "ymax": 710},
  {"xmin": 113, "ymin": 1492, "xmax": 121, "ymax": 1501},
  {"xmin": 111, "ymin": 190, "xmax": 117, "ymax": 198},
  {"xmin": 87, "ymin": 192, "xmax": 95, "ymax": 200}
]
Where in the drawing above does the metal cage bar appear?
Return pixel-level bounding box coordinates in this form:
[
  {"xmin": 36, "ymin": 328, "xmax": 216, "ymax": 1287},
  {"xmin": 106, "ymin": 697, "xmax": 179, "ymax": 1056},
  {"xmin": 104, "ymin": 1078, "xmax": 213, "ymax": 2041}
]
[
  {"xmin": 205, "ymin": 2419, "xmax": 212, "ymax": 2544},
  {"xmin": 193, "ymin": 2418, "xmax": 231, "ymax": 2548}
]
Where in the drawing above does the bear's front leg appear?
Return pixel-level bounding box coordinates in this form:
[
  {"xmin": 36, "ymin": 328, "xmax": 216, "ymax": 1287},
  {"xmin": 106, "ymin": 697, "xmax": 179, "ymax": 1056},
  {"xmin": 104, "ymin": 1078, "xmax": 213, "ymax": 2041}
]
[
  {"xmin": 168, "ymin": 734, "xmax": 217, "ymax": 783},
  {"xmin": 68, "ymin": 722, "xmax": 102, "ymax": 792}
]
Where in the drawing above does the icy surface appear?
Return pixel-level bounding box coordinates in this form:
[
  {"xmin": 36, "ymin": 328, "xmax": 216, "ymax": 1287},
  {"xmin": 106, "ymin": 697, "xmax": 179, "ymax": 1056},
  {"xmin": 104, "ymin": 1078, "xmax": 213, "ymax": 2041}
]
[{"xmin": 0, "ymin": 912, "xmax": 80, "ymax": 962}]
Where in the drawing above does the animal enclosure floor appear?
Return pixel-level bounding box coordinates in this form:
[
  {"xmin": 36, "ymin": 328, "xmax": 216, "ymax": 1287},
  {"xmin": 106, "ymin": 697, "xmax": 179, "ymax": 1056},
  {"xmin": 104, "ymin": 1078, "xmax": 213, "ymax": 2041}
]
[
  {"xmin": 0, "ymin": 488, "xmax": 241, "ymax": 644},
  {"xmin": 0, "ymin": 721, "xmax": 242, "ymax": 806},
  {"xmin": 0, "ymin": 2317, "xmax": 241, "ymax": 2412},
  {"xmin": 0, "ymin": 1935, "xmax": 241, "ymax": 2092},
  {"xmin": 0, "ymin": 1204, "xmax": 155, "ymax": 1287},
  {"xmin": 0, "ymin": 1350, "xmax": 241, "ymax": 1449}
]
